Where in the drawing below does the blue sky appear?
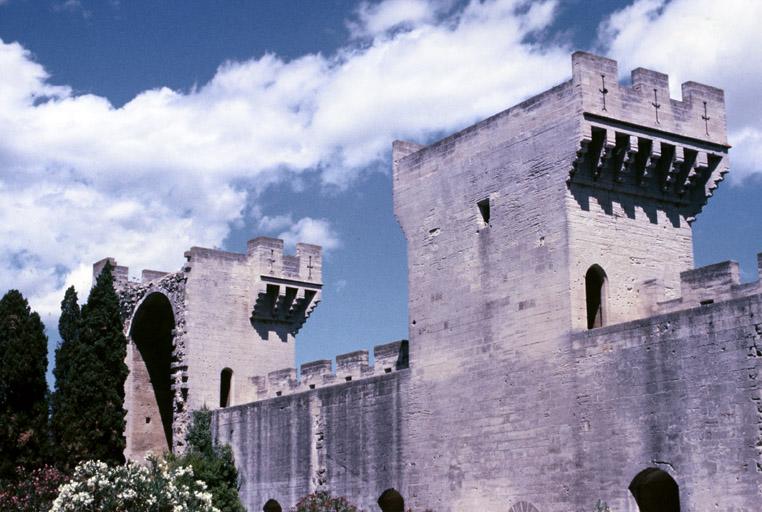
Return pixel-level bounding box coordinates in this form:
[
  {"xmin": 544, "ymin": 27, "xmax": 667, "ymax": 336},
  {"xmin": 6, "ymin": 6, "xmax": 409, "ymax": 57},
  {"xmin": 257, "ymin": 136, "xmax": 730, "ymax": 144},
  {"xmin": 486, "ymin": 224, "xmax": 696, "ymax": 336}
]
[{"xmin": 1, "ymin": 0, "xmax": 761, "ymax": 380}]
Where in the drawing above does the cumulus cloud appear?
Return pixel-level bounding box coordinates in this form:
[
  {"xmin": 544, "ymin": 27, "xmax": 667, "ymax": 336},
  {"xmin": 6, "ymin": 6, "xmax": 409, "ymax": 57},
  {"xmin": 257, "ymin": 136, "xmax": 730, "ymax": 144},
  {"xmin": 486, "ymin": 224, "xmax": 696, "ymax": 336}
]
[
  {"xmin": 348, "ymin": 0, "xmax": 451, "ymax": 39},
  {"xmin": 597, "ymin": 0, "xmax": 762, "ymax": 179},
  {"xmin": 1, "ymin": 0, "xmax": 574, "ymax": 316},
  {"xmin": 278, "ymin": 218, "xmax": 341, "ymax": 253}
]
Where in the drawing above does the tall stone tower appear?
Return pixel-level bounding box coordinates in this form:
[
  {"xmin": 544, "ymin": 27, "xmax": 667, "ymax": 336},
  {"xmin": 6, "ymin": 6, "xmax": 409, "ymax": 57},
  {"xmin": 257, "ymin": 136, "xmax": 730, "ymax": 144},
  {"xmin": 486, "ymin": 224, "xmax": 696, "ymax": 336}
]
[
  {"xmin": 95, "ymin": 237, "xmax": 322, "ymax": 460},
  {"xmin": 392, "ymin": 52, "xmax": 741, "ymax": 510}
]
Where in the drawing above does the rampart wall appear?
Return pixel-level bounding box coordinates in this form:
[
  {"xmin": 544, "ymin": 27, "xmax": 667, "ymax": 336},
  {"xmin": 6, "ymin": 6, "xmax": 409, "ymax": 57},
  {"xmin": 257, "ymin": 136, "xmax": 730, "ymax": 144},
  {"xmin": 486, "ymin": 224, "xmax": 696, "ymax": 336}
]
[
  {"xmin": 212, "ymin": 341, "xmax": 409, "ymax": 511},
  {"xmin": 213, "ymin": 258, "xmax": 762, "ymax": 511}
]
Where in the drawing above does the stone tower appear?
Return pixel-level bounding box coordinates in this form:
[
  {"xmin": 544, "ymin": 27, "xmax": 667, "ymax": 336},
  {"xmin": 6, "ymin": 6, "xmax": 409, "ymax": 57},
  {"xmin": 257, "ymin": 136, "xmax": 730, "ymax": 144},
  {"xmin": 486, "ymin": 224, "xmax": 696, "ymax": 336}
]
[
  {"xmin": 94, "ymin": 236, "xmax": 322, "ymax": 460},
  {"xmin": 207, "ymin": 52, "xmax": 758, "ymax": 511}
]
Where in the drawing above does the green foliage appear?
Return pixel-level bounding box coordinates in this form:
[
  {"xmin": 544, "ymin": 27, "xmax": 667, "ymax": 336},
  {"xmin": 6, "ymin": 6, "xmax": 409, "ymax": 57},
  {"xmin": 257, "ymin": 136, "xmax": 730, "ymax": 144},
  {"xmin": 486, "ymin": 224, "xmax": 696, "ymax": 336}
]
[
  {"xmin": 292, "ymin": 492, "xmax": 362, "ymax": 512},
  {"xmin": 169, "ymin": 408, "xmax": 245, "ymax": 512},
  {"xmin": 50, "ymin": 458, "xmax": 218, "ymax": 512},
  {"xmin": 50, "ymin": 286, "xmax": 81, "ymax": 471},
  {"xmin": 50, "ymin": 264, "xmax": 129, "ymax": 471},
  {"xmin": 0, "ymin": 290, "xmax": 49, "ymax": 480},
  {"xmin": 0, "ymin": 464, "xmax": 67, "ymax": 512}
]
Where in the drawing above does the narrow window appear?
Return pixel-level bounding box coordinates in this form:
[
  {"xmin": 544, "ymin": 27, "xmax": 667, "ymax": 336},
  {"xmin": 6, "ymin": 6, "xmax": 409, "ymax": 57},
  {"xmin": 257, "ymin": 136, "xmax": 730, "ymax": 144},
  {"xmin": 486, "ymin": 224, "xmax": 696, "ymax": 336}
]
[
  {"xmin": 585, "ymin": 265, "xmax": 607, "ymax": 329},
  {"xmin": 629, "ymin": 468, "xmax": 680, "ymax": 512},
  {"xmin": 477, "ymin": 198, "xmax": 490, "ymax": 226},
  {"xmin": 220, "ymin": 368, "xmax": 233, "ymax": 408},
  {"xmin": 377, "ymin": 488, "xmax": 405, "ymax": 512}
]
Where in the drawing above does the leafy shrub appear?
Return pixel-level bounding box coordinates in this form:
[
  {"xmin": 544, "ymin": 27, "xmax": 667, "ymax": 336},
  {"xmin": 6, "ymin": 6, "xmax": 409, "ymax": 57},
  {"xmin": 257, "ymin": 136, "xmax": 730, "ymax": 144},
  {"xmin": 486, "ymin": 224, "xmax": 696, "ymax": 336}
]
[
  {"xmin": 0, "ymin": 465, "xmax": 67, "ymax": 512},
  {"xmin": 168, "ymin": 408, "xmax": 245, "ymax": 512},
  {"xmin": 292, "ymin": 491, "xmax": 363, "ymax": 512},
  {"xmin": 50, "ymin": 458, "xmax": 218, "ymax": 512}
]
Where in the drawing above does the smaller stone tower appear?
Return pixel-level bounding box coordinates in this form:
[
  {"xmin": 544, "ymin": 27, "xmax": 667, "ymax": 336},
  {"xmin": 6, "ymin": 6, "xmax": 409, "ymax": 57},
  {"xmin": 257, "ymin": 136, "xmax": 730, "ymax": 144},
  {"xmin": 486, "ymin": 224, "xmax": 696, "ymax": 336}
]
[{"xmin": 94, "ymin": 236, "xmax": 322, "ymax": 461}]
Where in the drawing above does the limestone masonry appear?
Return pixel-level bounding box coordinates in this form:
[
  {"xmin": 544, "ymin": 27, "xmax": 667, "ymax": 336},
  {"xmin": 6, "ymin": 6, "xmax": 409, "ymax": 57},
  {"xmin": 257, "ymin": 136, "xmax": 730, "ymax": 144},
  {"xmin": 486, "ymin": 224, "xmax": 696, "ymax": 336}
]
[{"xmin": 97, "ymin": 52, "xmax": 762, "ymax": 511}]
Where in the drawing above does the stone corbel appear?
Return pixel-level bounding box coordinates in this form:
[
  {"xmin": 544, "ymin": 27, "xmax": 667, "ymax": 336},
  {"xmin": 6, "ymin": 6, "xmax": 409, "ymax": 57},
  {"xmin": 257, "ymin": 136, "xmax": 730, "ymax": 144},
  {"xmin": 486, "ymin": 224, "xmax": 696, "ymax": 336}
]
[
  {"xmin": 641, "ymin": 139, "xmax": 661, "ymax": 186},
  {"xmin": 570, "ymin": 124, "xmax": 593, "ymax": 180},
  {"xmin": 664, "ymin": 145, "xmax": 684, "ymax": 192},
  {"xmin": 617, "ymin": 134, "xmax": 639, "ymax": 183},
  {"xmin": 595, "ymin": 129, "xmax": 616, "ymax": 180}
]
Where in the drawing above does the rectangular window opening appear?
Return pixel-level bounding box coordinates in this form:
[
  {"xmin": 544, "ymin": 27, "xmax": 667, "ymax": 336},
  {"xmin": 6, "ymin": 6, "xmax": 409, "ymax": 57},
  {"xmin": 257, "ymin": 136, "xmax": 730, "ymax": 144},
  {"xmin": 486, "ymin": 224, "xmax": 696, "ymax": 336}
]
[
  {"xmin": 477, "ymin": 198, "xmax": 490, "ymax": 226},
  {"xmin": 700, "ymin": 299, "xmax": 714, "ymax": 306}
]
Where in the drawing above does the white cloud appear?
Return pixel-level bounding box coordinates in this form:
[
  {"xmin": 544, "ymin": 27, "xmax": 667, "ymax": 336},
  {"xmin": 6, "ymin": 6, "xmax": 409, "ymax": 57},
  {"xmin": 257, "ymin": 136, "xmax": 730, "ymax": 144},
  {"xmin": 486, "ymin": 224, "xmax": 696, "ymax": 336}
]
[
  {"xmin": 597, "ymin": 0, "xmax": 762, "ymax": 179},
  {"xmin": 349, "ymin": 0, "xmax": 449, "ymax": 39},
  {"xmin": 0, "ymin": 0, "xmax": 573, "ymax": 317},
  {"xmin": 278, "ymin": 218, "xmax": 341, "ymax": 253}
]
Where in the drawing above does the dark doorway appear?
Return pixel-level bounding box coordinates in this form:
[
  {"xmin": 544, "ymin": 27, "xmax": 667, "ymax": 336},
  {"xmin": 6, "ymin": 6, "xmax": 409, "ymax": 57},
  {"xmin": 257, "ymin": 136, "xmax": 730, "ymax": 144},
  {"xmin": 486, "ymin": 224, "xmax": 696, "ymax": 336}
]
[
  {"xmin": 263, "ymin": 499, "xmax": 282, "ymax": 512},
  {"xmin": 220, "ymin": 368, "xmax": 233, "ymax": 408},
  {"xmin": 585, "ymin": 264, "xmax": 607, "ymax": 329},
  {"xmin": 629, "ymin": 468, "xmax": 680, "ymax": 512},
  {"xmin": 377, "ymin": 488, "xmax": 404, "ymax": 512},
  {"xmin": 129, "ymin": 293, "xmax": 175, "ymax": 454}
]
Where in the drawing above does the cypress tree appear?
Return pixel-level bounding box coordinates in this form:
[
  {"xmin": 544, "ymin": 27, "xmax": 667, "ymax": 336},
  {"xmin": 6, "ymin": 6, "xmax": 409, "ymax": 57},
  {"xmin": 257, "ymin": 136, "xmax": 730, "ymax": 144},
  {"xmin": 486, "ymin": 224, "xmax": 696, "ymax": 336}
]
[
  {"xmin": 50, "ymin": 265, "xmax": 128, "ymax": 470},
  {"xmin": 50, "ymin": 286, "xmax": 82, "ymax": 471},
  {"xmin": 77, "ymin": 263, "xmax": 128, "ymax": 465},
  {"xmin": 0, "ymin": 290, "xmax": 49, "ymax": 480}
]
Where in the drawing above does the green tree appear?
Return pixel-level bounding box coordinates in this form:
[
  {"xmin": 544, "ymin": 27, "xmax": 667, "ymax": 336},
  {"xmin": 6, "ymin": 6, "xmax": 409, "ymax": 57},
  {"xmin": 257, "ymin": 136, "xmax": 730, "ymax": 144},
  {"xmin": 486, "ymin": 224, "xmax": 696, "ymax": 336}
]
[
  {"xmin": 50, "ymin": 286, "xmax": 82, "ymax": 471},
  {"xmin": 77, "ymin": 263, "xmax": 128, "ymax": 465},
  {"xmin": 0, "ymin": 290, "xmax": 49, "ymax": 480},
  {"xmin": 170, "ymin": 408, "xmax": 245, "ymax": 512},
  {"xmin": 50, "ymin": 265, "xmax": 128, "ymax": 470}
]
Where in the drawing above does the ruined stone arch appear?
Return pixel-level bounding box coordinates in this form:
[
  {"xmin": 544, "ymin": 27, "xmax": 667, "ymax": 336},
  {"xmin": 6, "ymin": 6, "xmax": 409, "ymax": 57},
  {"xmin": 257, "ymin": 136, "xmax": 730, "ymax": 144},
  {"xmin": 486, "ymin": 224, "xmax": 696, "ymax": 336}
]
[
  {"xmin": 629, "ymin": 467, "xmax": 680, "ymax": 512},
  {"xmin": 126, "ymin": 291, "xmax": 175, "ymax": 458}
]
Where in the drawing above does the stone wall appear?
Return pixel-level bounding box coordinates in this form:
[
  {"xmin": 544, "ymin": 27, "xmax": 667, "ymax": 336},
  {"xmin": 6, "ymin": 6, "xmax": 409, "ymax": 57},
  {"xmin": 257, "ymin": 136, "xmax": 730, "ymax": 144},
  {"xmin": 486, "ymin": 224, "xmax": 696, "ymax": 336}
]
[
  {"xmin": 212, "ymin": 342, "xmax": 410, "ymax": 511},
  {"xmin": 207, "ymin": 52, "xmax": 761, "ymax": 511},
  {"xmin": 99, "ymin": 237, "xmax": 322, "ymax": 460}
]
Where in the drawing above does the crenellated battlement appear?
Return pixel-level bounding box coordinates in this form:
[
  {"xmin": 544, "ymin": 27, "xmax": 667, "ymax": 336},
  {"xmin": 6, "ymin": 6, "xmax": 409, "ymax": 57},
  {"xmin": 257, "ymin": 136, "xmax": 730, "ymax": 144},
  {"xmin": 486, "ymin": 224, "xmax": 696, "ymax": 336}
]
[
  {"xmin": 246, "ymin": 237, "xmax": 322, "ymax": 284},
  {"xmin": 569, "ymin": 53, "xmax": 730, "ymax": 222},
  {"xmin": 572, "ymin": 52, "xmax": 727, "ymax": 145},
  {"xmin": 652, "ymin": 254, "xmax": 762, "ymax": 314},
  {"xmin": 245, "ymin": 340, "xmax": 409, "ymax": 400}
]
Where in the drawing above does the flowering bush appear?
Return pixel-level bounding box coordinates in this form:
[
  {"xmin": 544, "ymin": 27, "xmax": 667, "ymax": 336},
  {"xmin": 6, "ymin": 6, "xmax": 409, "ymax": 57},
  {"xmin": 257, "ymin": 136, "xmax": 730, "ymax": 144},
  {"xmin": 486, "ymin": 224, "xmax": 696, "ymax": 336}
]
[
  {"xmin": 0, "ymin": 465, "xmax": 67, "ymax": 512},
  {"xmin": 50, "ymin": 457, "xmax": 218, "ymax": 512},
  {"xmin": 292, "ymin": 491, "xmax": 363, "ymax": 512}
]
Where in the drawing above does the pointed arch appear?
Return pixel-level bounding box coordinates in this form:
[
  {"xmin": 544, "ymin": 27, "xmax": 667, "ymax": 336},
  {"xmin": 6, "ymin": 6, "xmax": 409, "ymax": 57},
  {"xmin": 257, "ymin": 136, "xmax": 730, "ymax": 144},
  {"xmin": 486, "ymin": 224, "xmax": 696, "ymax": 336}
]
[
  {"xmin": 128, "ymin": 291, "xmax": 175, "ymax": 455},
  {"xmin": 585, "ymin": 264, "xmax": 608, "ymax": 329}
]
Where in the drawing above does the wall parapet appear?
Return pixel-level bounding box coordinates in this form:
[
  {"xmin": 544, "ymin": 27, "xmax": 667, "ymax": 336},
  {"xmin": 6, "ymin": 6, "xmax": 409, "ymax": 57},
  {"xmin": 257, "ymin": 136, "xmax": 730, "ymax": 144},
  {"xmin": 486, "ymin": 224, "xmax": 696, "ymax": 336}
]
[
  {"xmin": 245, "ymin": 340, "xmax": 409, "ymax": 400},
  {"xmin": 653, "ymin": 254, "xmax": 762, "ymax": 314}
]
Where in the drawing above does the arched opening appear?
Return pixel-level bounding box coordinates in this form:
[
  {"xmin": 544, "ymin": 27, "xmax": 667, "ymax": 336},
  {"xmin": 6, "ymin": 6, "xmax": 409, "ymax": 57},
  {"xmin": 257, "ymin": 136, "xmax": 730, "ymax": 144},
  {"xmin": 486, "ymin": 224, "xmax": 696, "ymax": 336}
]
[
  {"xmin": 129, "ymin": 292, "xmax": 175, "ymax": 455},
  {"xmin": 262, "ymin": 498, "xmax": 282, "ymax": 512},
  {"xmin": 220, "ymin": 368, "xmax": 233, "ymax": 408},
  {"xmin": 585, "ymin": 264, "xmax": 607, "ymax": 329},
  {"xmin": 377, "ymin": 488, "xmax": 404, "ymax": 512},
  {"xmin": 629, "ymin": 468, "xmax": 680, "ymax": 512}
]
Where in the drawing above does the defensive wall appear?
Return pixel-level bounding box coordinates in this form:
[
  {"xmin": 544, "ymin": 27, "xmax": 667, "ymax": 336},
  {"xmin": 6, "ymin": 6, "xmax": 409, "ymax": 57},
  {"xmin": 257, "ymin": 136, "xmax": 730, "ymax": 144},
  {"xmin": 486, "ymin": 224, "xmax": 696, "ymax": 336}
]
[{"xmin": 104, "ymin": 51, "xmax": 762, "ymax": 511}]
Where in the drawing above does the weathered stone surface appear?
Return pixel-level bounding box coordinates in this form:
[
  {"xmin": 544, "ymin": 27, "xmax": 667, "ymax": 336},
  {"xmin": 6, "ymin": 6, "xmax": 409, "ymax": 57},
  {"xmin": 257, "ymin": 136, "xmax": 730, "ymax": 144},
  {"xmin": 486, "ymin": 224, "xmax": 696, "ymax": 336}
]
[
  {"xmin": 106, "ymin": 51, "xmax": 761, "ymax": 511},
  {"xmin": 95, "ymin": 237, "xmax": 322, "ymax": 460}
]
